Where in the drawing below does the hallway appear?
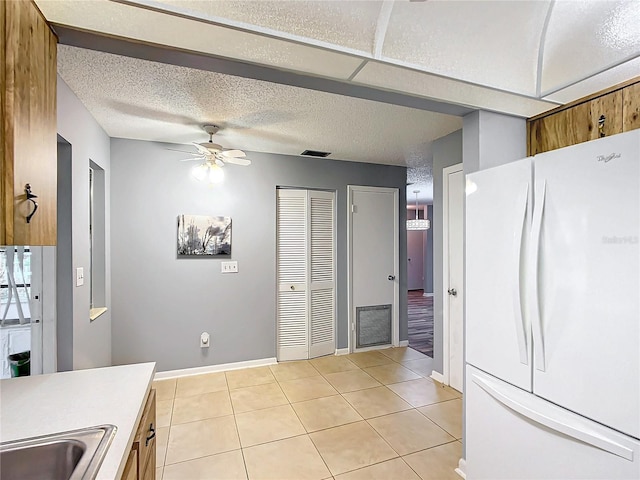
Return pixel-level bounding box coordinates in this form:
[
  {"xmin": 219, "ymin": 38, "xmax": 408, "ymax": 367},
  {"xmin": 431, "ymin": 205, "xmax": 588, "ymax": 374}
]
[{"xmin": 408, "ymin": 290, "xmax": 433, "ymax": 358}]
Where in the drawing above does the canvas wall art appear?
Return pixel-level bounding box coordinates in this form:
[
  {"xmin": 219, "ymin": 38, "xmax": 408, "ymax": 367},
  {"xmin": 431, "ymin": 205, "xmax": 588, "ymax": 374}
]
[{"xmin": 177, "ymin": 215, "xmax": 231, "ymax": 256}]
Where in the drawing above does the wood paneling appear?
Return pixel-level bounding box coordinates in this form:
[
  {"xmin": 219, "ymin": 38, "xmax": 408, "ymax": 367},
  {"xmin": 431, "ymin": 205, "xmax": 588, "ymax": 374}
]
[
  {"xmin": 2, "ymin": 0, "xmax": 57, "ymax": 245},
  {"xmin": 528, "ymin": 78, "xmax": 639, "ymax": 156},
  {"xmin": 589, "ymin": 90, "xmax": 623, "ymax": 140},
  {"xmin": 0, "ymin": 0, "xmax": 6, "ymax": 245},
  {"xmin": 623, "ymin": 82, "xmax": 640, "ymax": 132}
]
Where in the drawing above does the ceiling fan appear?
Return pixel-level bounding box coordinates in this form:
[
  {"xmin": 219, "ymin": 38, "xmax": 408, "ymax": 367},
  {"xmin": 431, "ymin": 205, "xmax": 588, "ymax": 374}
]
[
  {"xmin": 175, "ymin": 125, "xmax": 251, "ymax": 184},
  {"xmin": 179, "ymin": 124, "xmax": 251, "ymax": 167}
]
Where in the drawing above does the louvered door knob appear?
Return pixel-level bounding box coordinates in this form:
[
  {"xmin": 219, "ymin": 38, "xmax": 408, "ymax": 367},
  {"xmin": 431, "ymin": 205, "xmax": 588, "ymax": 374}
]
[
  {"xmin": 290, "ymin": 285, "xmax": 295, "ymax": 291},
  {"xmin": 388, "ymin": 275, "xmax": 395, "ymax": 281},
  {"xmin": 448, "ymin": 288, "xmax": 457, "ymax": 296}
]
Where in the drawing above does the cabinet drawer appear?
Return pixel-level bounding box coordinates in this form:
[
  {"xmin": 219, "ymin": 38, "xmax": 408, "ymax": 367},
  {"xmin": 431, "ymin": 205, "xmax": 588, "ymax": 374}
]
[{"xmin": 135, "ymin": 389, "xmax": 156, "ymax": 479}]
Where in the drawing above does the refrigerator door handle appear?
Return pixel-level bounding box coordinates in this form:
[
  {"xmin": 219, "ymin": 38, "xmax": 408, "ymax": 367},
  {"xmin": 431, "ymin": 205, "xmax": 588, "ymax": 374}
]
[
  {"xmin": 513, "ymin": 183, "xmax": 529, "ymax": 365},
  {"xmin": 530, "ymin": 180, "xmax": 546, "ymax": 371},
  {"xmin": 471, "ymin": 373, "xmax": 635, "ymax": 461}
]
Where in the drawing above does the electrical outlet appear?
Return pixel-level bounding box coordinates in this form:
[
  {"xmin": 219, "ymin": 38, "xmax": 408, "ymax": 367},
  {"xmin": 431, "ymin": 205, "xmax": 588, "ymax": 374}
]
[
  {"xmin": 76, "ymin": 267, "xmax": 84, "ymax": 287},
  {"xmin": 200, "ymin": 332, "xmax": 210, "ymax": 348},
  {"xmin": 221, "ymin": 261, "xmax": 238, "ymax": 273}
]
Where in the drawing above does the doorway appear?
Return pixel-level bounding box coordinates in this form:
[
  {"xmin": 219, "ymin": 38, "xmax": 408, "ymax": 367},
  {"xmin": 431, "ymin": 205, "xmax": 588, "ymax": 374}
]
[{"xmin": 347, "ymin": 186, "xmax": 399, "ymax": 353}]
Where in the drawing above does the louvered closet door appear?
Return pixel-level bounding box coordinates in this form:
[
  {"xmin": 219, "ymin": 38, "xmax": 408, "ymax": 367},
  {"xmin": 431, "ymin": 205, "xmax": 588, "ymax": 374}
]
[
  {"xmin": 276, "ymin": 190, "xmax": 308, "ymax": 361},
  {"xmin": 308, "ymin": 191, "xmax": 336, "ymax": 358}
]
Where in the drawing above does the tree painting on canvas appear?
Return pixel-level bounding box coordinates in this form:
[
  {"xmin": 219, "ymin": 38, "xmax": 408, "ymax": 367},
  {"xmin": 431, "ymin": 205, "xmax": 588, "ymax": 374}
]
[{"xmin": 177, "ymin": 215, "xmax": 231, "ymax": 256}]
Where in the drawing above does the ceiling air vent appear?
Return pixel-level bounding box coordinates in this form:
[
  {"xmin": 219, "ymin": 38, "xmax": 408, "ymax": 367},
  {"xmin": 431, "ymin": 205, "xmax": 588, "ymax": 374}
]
[{"xmin": 301, "ymin": 150, "xmax": 331, "ymax": 158}]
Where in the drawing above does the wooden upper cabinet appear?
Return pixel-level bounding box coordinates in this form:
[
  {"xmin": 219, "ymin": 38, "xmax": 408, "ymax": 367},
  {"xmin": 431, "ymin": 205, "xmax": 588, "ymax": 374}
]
[
  {"xmin": 623, "ymin": 82, "xmax": 640, "ymax": 132},
  {"xmin": 2, "ymin": 0, "xmax": 57, "ymax": 246}
]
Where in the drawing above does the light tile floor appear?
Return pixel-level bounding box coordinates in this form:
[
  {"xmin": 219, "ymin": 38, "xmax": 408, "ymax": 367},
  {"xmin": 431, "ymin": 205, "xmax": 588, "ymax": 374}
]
[{"xmin": 153, "ymin": 347, "xmax": 462, "ymax": 480}]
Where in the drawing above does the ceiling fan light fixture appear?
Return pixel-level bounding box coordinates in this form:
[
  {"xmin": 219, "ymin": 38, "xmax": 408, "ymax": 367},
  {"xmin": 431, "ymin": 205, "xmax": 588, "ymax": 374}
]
[{"xmin": 191, "ymin": 162, "xmax": 224, "ymax": 184}]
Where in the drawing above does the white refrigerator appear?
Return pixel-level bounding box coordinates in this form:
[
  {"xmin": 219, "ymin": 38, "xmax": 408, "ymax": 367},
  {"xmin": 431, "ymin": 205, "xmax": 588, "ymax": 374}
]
[{"xmin": 465, "ymin": 129, "xmax": 640, "ymax": 479}]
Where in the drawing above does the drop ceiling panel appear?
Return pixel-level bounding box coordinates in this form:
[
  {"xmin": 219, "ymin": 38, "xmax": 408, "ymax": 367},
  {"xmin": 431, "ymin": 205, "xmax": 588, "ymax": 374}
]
[
  {"xmin": 541, "ymin": 0, "xmax": 640, "ymax": 95},
  {"xmin": 57, "ymin": 45, "xmax": 462, "ymax": 166},
  {"xmin": 382, "ymin": 0, "xmax": 549, "ymax": 96},
  {"xmin": 353, "ymin": 62, "xmax": 559, "ymax": 118},
  {"xmin": 142, "ymin": 0, "xmax": 382, "ymax": 55},
  {"xmin": 543, "ymin": 56, "xmax": 640, "ymax": 105},
  {"xmin": 37, "ymin": 0, "xmax": 363, "ymax": 79}
]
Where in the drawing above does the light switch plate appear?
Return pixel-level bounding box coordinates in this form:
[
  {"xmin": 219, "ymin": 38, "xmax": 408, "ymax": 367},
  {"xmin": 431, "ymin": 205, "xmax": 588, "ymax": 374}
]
[
  {"xmin": 221, "ymin": 261, "xmax": 238, "ymax": 273},
  {"xmin": 76, "ymin": 267, "xmax": 84, "ymax": 287}
]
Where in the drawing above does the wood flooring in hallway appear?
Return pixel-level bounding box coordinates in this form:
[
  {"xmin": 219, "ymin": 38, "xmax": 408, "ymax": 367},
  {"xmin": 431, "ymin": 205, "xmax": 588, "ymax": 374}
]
[{"xmin": 408, "ymin": 290, "xmax": 434, "ymax": 358}]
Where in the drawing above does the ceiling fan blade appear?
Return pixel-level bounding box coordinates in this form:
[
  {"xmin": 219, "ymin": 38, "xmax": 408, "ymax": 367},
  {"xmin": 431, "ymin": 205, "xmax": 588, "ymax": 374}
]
[
  {"xmin": 223, "ymin": 157, "xmax": 251, "ymax": 166},
  {"xmin": 179, "ymin": 157, "xmax": 205, "ymax": 162},
  {"xmin": 192, "ymin": 142, "xmax": 211, "ymax": 155},
  {"xmin": 220, "ymin": 149, "xmax": 246, "ymax": 158},
  {"xmin": 166, "ymin": 148, "xmax": 200, "ymax": 155}
]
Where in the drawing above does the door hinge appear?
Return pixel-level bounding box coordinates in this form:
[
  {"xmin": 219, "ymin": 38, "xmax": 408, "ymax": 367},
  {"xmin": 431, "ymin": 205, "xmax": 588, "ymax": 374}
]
[
  {"xmin": 351, "ymin": 322, "xmax": 355, "ymax": 332},
  {"xmin": 351, "ymin": 204, "xmax": 357, "ymax": 213}
]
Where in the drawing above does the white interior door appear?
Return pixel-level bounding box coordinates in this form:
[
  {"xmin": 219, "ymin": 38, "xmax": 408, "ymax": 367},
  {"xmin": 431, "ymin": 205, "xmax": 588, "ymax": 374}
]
[
  {"xmin": 277, "ymin": 190, "xmax": 309, "ymax": 361},
  {"xmin": 309, "ymin": 191, "xmax": 336, "ymax": 358},
  {"xmin": 443, "ymin": 164, "xmax": 464, "ymax": 392},
  {"xmin": 348, "ymin": 186, "xmax": 399, "ymax": 352},
  {"xmin": 277, "ymin": 189, "xmax": 336, "ymax": 361}
]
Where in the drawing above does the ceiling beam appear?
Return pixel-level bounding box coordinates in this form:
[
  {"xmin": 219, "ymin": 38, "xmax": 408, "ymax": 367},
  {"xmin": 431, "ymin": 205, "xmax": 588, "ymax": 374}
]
[{"xmin": 53, "ymin": 25, "xmax": 475, "ymax": 118}]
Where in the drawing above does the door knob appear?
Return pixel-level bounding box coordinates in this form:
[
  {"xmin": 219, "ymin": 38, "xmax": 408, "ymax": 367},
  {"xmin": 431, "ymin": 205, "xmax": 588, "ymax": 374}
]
[
  {"xmin": 448, "ymin": 288, "xmax": 457, "ymax": 296},
  {"xmin": 388, "ymin": 275, "xmax": 395, "ymax": 281}
]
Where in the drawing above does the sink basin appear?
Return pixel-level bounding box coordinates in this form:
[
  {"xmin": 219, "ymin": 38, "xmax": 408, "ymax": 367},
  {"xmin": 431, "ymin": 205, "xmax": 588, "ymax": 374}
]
[{"xmin": 0, "ymin": 425, "xmax": 116, "ymax": 480}]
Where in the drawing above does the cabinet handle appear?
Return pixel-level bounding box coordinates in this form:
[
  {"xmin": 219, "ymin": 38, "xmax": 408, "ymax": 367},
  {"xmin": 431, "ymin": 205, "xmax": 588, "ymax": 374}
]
[
  {"xmin": 145, "ymin": 423, "xmax": 156, "ymax": 446},
  {"xmin": 598, "ymin": 115, "xmax": 606, "ymax": 138},
  {"xmin": 24, "ymin": 184, "xmax": 39, "ymax": 224}
]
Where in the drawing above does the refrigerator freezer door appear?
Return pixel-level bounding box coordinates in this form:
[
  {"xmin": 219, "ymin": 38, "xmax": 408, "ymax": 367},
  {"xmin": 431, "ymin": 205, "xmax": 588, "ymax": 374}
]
[
  {"xmin": 532, "ymin": 130, "xmax": 640, "ymax": 439},
  {"xmin": 466, "ymin": 157, "xmax": 532, "ymax": 391},
  {"xmin": 466, "ymin": 365, "xmax": 640, "ymax": 480}
]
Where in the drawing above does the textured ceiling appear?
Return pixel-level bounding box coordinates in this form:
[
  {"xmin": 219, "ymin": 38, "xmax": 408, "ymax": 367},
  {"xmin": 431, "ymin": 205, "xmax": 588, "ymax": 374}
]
[
  {"xmin": 57, "ymin": 45, "xmax": 462, "ymax": 167},
  {"xmin": 38, "ymin": 0, "xmax": 640, "ymax": 204}
]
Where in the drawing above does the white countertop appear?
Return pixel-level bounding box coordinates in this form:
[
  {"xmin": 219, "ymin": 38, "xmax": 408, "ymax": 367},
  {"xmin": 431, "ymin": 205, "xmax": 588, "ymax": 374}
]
[{"xmin": 0, "ymin": 362, "xmax": 156, "ymax": 480}]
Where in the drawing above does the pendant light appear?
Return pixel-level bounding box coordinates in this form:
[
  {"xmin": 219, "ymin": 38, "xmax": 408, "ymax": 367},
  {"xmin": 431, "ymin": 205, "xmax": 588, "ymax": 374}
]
[{"xmin": 406, "ymin": 190, "xmax": 430, "ymax": 231}]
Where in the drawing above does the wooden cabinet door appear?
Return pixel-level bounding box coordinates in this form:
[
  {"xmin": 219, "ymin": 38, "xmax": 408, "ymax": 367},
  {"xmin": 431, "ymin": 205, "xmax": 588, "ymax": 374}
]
[
  {"xmin": 623, "ymin": 82, "xmax": 640, "ymax": 132},
  {"xmin": 2, "ymin": 0, "xmax": 57, "ymax": 245},
  {"xmin": 588, "ymin": 89, "xmax": 623, "ymax": 139},
  {"xmin": 529, "ymin": 89, "xmax": 624, "ymax": 155},
  {"xmin": 135, "ymin": 389, "xmax": 156, "ymax": 480},
  {"xmin": 122, "ymin": 449, "xmax": 139, "ymax": 480}
]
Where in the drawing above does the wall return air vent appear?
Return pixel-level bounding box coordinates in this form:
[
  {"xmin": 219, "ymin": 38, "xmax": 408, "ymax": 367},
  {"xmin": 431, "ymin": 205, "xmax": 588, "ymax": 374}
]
[{"xmin": 301, "ymin": 150, "xmax": 331, "ymax": 157}]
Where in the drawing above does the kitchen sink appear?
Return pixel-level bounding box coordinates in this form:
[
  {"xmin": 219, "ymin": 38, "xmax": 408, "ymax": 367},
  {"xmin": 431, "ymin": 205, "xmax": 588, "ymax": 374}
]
[{"xmin": 0, "ymin": 424, "xmax": 116, "ymax": 480}]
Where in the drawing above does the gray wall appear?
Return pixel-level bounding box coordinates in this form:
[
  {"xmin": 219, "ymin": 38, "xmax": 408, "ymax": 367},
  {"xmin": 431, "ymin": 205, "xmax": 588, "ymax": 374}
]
[
  {"xmin": 57, "ymin": 77, "xmax": 112, "ymax": 370},
  {"xmin": 432, "ymin": 130, "xmax": 463, "ymax": 373},
  {"xmin": 463, "ymin": 110, "xmax": 526, "ymax": 174},
  {"xmin": 56, "ymin": 137, "xmax": 73, "ymax": 371},
  {"xmin": 423, "ymin": 205, "xmax": 434, "ymax": 294},
  {"xmin": 110, "ymin": 138, "xmax": 407, "ymax": 372}
]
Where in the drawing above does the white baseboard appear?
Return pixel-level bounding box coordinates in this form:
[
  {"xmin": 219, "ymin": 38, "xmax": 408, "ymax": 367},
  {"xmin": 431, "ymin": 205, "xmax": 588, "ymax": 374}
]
[
  {"xmin": 154, "ymin": 357, "xmax": 277, "ymax": 380},
  {"xmin": 422, "ymin": 292, "xmax": 434, "ymax": 297},
  {"xmin": 430, "ymin": 370, "xmax": 446, "ymax": 383},
  {"xmin": 399, "ymin": 340, "xmax": 409, "ymax": 347},
  {"xmin": 334, "ymin": 348, "xmax": 349, "ymax": 356},
  {"xmin": 455, "ymin": 458, "xmax": 467, "ymax": 479}
]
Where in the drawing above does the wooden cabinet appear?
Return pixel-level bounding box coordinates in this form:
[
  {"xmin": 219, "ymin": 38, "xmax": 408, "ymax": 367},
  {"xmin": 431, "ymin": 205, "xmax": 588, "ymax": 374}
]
[
  {"xmin": 122, "ymin": 389, "xmax": 156, "ymax": 480},
  {"xmin": 623, "ymin": 82, "xmax": 640, "ymax": 132},
  {"xmin": 528, "ymin": 77, "xmax": 640, "ymax": 156},
  {"xmin": 1, "ymin": 0, "xmax": 57, "ymax": 245}
]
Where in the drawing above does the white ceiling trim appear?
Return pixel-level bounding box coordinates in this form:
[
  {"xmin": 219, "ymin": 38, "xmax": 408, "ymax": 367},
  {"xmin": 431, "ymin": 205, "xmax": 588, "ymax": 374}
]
[
  {"xmin": 535, "ymin": 0, "xmax": 555, "ymax": 98},
  {"xmin": 373, "ymin": 1, "xmax": 394, "ymax": 59}
]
